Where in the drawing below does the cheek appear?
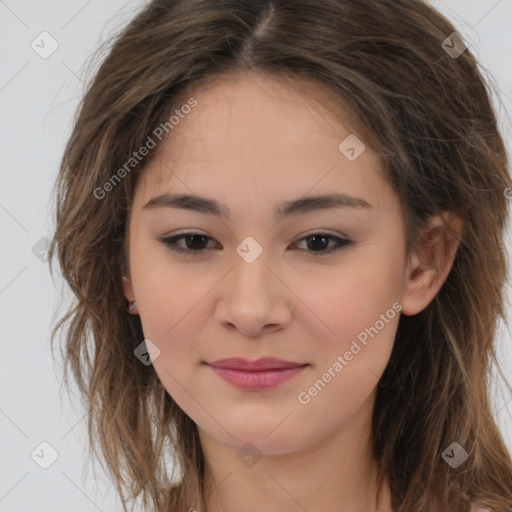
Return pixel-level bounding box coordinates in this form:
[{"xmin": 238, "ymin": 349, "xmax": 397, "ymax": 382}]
[
  {"xmin": 292, "ymin": 253, "xmax": 402, "ymax": 417},
  {"xmin": 296, "ymin": 253, "xmax": 403, "ymax": 354},
  {"xmin": 294, "ymin": 270, "xmax": 400, "ymax": 431},
  {"xmin": 133, "ymin": 259, "xmax": 208, "ymax": 409},
  {"xmin": 131, "ymin": 238, "xmax": 210, "ymax": 341},
  {"xmin": 129, "ymin": 261, "xmax": 204, "ymax": 405}
]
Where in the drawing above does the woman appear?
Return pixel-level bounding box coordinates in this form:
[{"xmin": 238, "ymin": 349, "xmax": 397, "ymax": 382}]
[{"xmin": 49, "ymin": 0, "xmax": 512, "ymax": 510}]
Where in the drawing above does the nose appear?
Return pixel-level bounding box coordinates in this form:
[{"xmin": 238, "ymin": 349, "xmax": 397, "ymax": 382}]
[{"xmin": 214, "ymin": 252, "xmax": 294, "ymax": 337}]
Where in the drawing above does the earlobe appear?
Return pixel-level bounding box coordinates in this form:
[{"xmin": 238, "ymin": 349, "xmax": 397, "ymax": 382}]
[
  {"xmin": 122, "ymin": 275, "xmax": 138, "ymax": 314},
  {"xmin": 401, "ymin": 212, "xmax": 463, "ymax": 316}
]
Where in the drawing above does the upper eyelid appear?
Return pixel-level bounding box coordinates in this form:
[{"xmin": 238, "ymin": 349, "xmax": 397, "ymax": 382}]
[
  {"xmin": 162, "ymin": 228, "xmax": 349, "ymax": 240},
  {"xmin": 159, "ymin": 231, "xmax": 351, "ymax": 249}
]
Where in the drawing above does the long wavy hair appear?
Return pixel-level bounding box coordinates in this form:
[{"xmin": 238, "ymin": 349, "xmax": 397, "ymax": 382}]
[{"xmin": 48, "ymin": 0, "xmax": 512, "ymax": 510}]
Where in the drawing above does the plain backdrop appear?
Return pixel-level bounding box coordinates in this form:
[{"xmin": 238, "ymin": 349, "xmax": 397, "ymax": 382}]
[{"xmin": 1, "ymin": 1, "xmax": 511, "ymax": 511}]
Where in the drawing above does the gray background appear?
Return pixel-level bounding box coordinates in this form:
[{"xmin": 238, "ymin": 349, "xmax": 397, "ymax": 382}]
[{"xmin": 1, "ymin": 1, "xmax": 511, "ymax": 510}]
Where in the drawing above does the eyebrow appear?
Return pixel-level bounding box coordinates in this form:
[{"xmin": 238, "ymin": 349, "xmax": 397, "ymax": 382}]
[{"xmin": 142, "ymin": 192, "xmax": 373, "ymax": 219}]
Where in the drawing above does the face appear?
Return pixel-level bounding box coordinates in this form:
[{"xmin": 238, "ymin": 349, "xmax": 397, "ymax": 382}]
[{"xmin": 123, "ymin": 71, "xmax": 412, "ymax": 455}]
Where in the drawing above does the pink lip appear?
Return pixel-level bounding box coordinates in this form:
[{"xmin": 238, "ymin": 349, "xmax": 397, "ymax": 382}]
[{"xmin": 205, "ymin": 357, "xmax": 309, "ymax": 390}]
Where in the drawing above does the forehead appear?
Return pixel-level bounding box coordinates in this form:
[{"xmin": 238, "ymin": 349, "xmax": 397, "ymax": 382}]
[
  {"xmin": 134, "ymin": 71, "xmax": 390, "ymax": 212},
  {"xmin": 164, "ymin": 71, "xmax": 361, "ymax": 158}
]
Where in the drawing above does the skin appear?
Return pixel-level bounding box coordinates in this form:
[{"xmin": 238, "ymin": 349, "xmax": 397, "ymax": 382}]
[{"xmin": 122, "ymin": 71, "xmax": 463, "ymax": 512}]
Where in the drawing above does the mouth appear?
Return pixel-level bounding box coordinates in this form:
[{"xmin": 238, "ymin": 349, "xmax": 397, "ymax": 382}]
[{"xmin": 204, "ymin": 357, "xmax": 310, "ymax": 390}]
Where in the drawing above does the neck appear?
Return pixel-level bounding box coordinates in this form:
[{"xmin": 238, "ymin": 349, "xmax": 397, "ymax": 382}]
[{"xmin": 198, "ymin": 395, "xmax": 392, "ymax": 512}]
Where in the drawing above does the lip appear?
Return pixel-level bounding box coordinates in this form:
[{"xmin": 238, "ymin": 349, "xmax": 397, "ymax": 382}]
[
  {"xmin": 205, "ymin": 357, "xmax": 309, "ymax": 390},
  {"xmin": 207, "ymin": 357, "xmax": 307, "ymax": 370}
]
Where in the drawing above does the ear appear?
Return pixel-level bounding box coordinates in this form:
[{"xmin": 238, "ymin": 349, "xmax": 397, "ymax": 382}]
[
  {"xmin": 122, "ymin": 275, "xmax": 135, "ymax": 303},
  {"xmin": 401, "ymin": 211, "xmax": 464, "ymax": 316}
]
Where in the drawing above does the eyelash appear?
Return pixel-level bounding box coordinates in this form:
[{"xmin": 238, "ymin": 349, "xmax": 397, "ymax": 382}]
[{"xmin": 157, "ymin": 232, "xmax": 353, "ymax": 256}]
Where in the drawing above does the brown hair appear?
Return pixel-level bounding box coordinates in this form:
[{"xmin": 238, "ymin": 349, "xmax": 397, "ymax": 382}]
[{"xmin": 48, "ymin": 0, "xmax": 512, "ymax": 510}]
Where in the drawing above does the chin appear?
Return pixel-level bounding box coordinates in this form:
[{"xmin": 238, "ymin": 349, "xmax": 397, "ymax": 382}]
[{"xmin": 206, "ymin": 421, "xmax": 312, "ymax": 455}]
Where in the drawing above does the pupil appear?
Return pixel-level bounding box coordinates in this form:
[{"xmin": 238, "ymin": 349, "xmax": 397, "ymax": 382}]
[
  {"xmin": 184, "ymin": 235, "xmax": 331, "ymax": 251},
  {"xmin": 307, "ymin": 235, "xmax": 328, "ymax": 251},
  {"xmin": 187, "ymin": 235, "xmax": 207, "ymax": 249}
]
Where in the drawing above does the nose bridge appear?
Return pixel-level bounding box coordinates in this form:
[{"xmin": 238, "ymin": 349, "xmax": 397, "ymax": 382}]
[
  {"xmin": 215, "ymin": 240, "xmax": 293, "ymax": 335},
  {"xmin": 229, "ymin": 242, "xmax": 275, "ymax": 301}
]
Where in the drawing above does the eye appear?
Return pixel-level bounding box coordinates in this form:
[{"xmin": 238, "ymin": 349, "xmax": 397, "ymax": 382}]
[
  {"xmin": 158, "ymin": 233, "xmax": 217, "ymax": 254},
  {"xmin": 293, "ymin": 233, "xmax": 353, "ymax": 253},
  {"xmin": 157, "ymin": 232, "xmax": 353, "ymax": 256}
]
